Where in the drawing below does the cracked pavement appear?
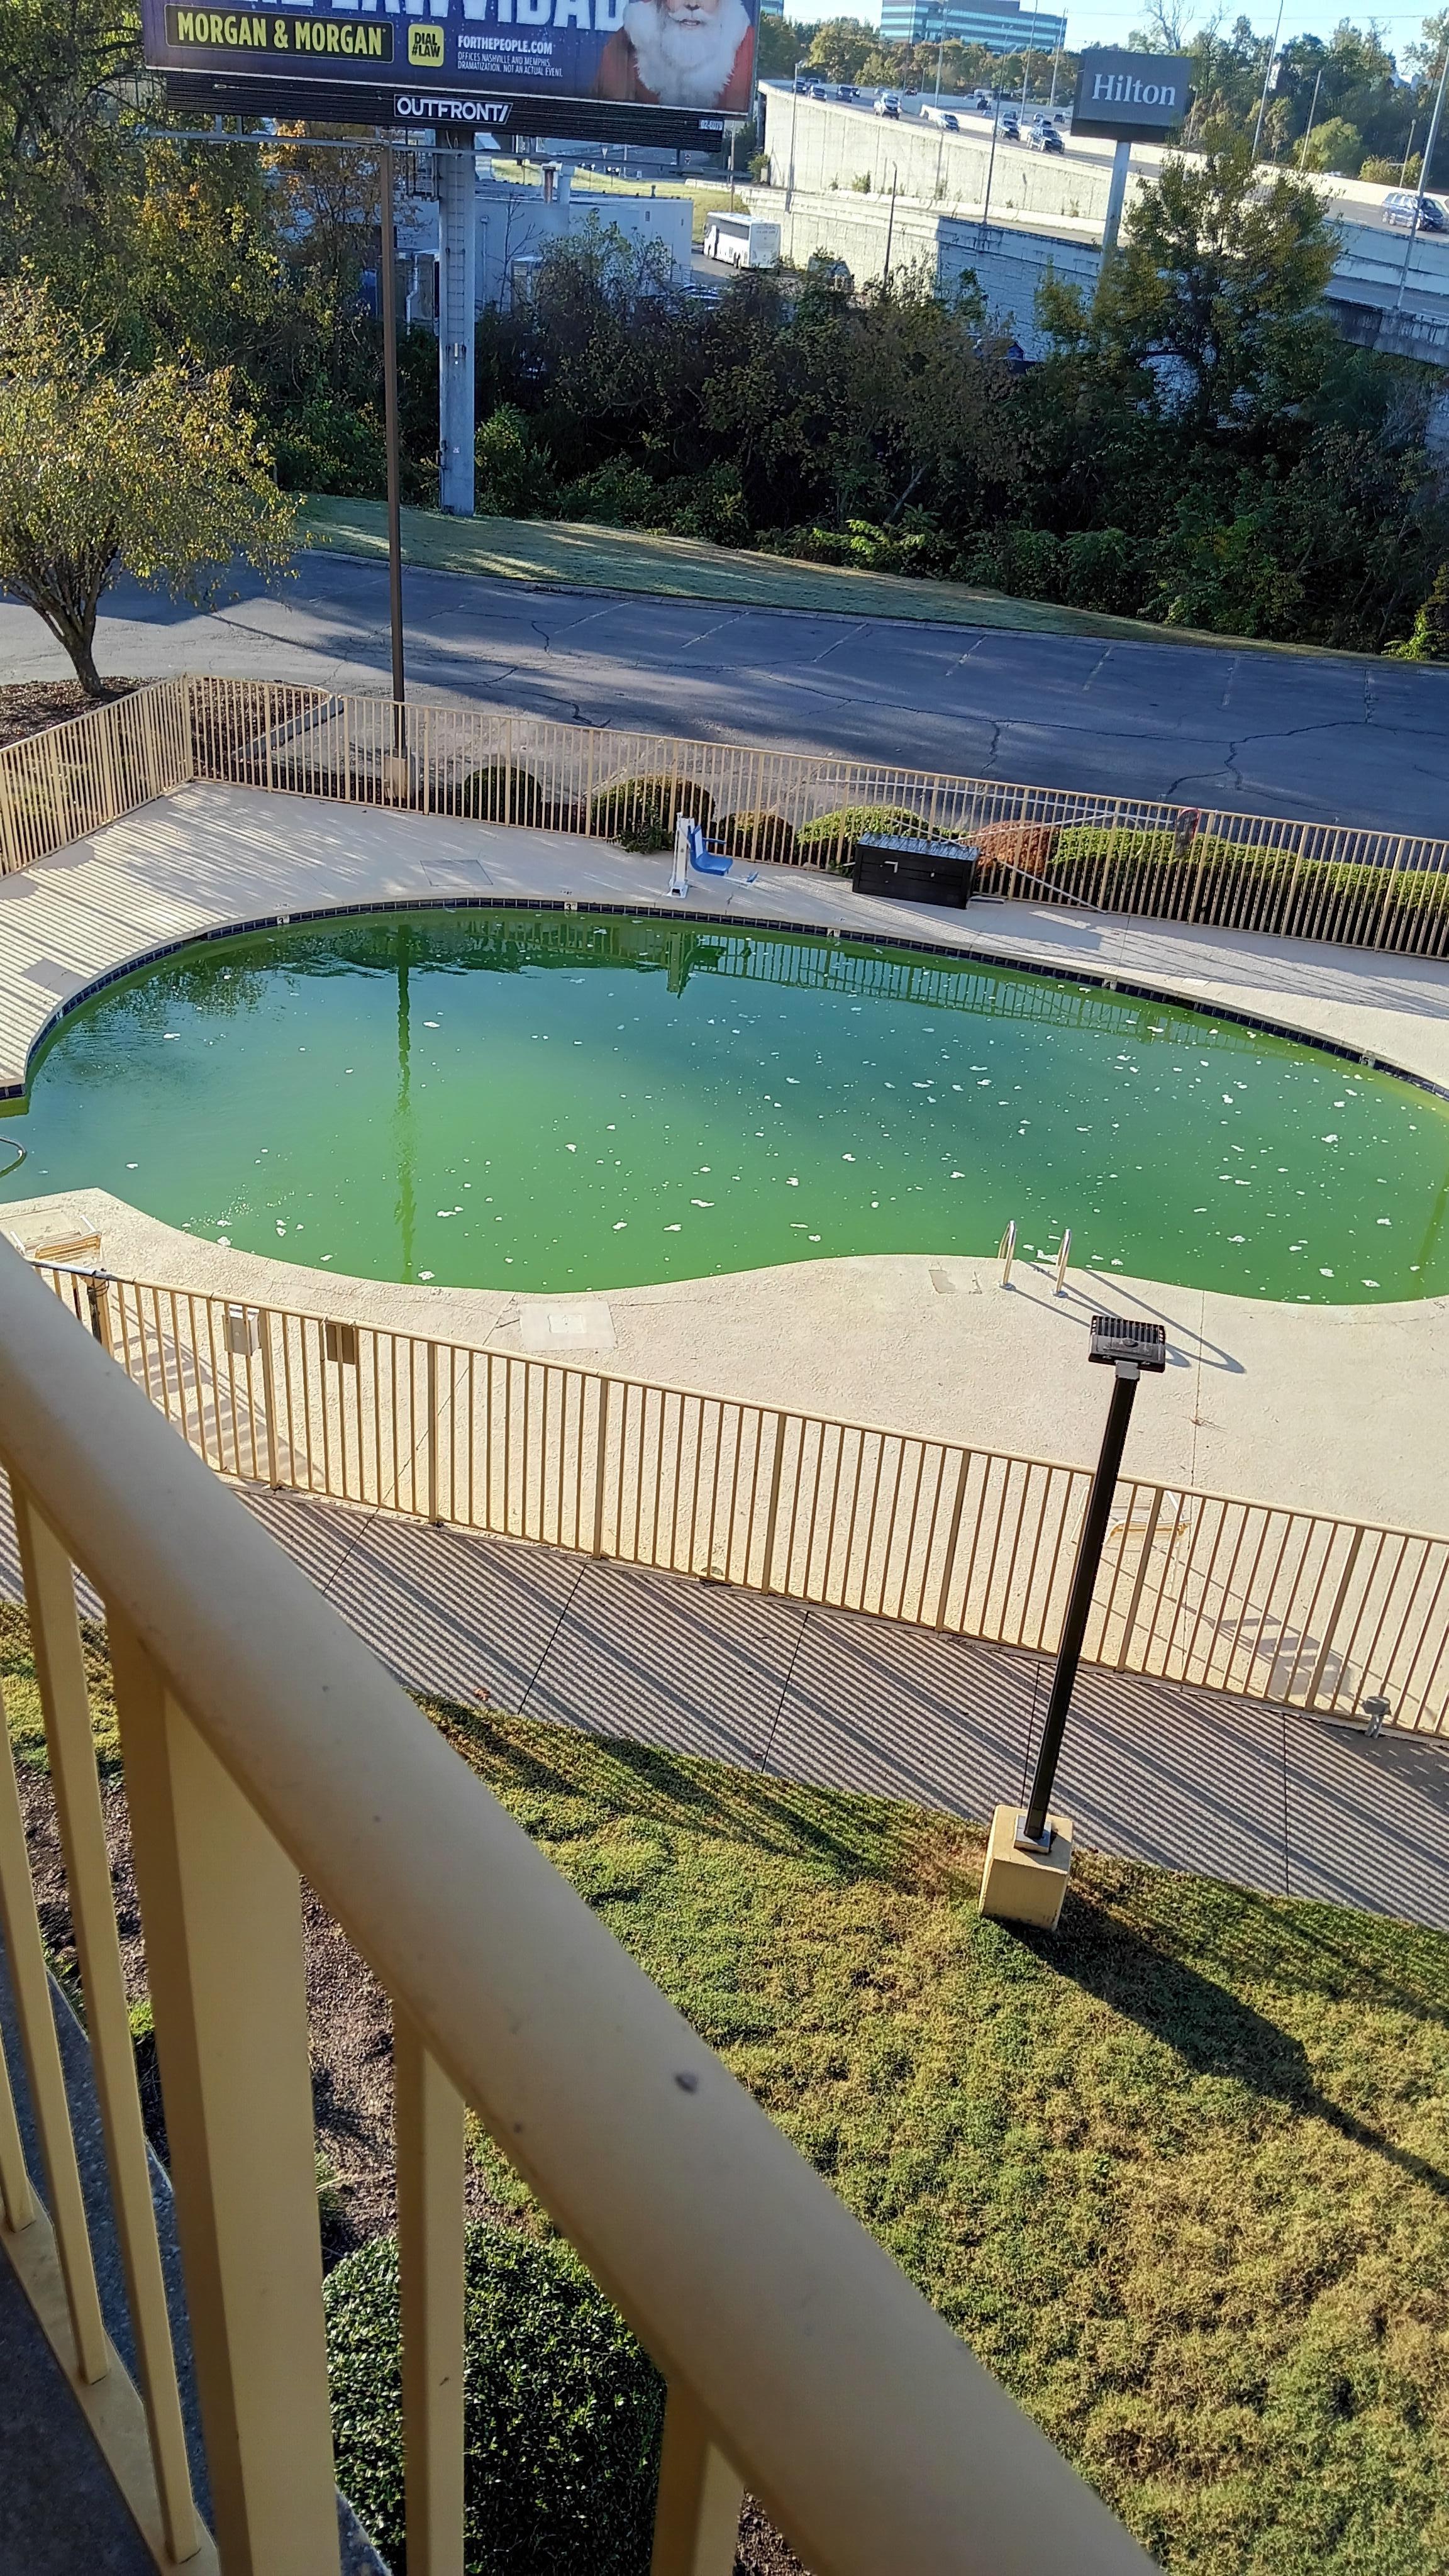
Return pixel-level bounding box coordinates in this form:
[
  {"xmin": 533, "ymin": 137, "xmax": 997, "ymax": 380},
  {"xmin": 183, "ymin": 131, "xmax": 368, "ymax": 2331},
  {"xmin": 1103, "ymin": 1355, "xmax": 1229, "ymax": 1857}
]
[{"xmin": 4, "ymin": 549, "xmax": 1449, "ymax": 830}]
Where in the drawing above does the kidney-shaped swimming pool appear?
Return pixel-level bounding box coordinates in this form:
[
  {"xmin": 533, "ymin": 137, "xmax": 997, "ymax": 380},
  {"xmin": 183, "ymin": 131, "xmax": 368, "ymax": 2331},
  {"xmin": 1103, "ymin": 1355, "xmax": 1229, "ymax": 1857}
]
[{"xmin": 3, "ymin": 908, "xmax": 1446, "ymax": 1304}]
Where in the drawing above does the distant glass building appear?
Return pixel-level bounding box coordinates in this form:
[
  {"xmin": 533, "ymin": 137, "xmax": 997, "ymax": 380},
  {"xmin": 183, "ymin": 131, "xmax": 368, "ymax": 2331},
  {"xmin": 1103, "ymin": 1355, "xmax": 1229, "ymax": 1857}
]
[
  {"xmin": 879, "ymin": 0, "xmax": 1067, "ymax": 52},
  {"xmin": 759, "ymin": 0, "xmax": 784, "ymax": 16}
]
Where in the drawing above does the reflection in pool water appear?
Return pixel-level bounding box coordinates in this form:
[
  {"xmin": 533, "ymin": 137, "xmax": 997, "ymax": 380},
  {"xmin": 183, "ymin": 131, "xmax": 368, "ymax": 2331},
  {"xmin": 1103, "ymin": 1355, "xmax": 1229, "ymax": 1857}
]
[{"xmin": 3, "ymin": 908, "xmax": 1447, "ymax": 1303}]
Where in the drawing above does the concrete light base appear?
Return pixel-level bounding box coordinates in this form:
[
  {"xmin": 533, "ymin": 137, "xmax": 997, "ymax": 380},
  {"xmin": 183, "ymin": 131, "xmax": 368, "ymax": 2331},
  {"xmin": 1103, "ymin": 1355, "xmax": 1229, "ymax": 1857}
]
[{"xmin": 978, "ymin": 1803, "xmax": 1074, "ymax": 1931}]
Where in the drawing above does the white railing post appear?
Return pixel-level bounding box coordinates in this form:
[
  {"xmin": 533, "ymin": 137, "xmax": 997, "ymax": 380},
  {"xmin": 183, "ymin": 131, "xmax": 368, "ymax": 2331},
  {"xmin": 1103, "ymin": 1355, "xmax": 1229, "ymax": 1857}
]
[
  {"xmin": 108, "ymin": 1614, "xmax": 340, "ymax": 2576},
  {"xmin": 651, "ymin": 2387, "xmax": 745, "ymax": 2576},
  {"xmin": 14, "ymin": 1490, "xmax": 201, "ymax": 2563},
  {"xmin": 396, "ymin": 2012, "xmax": 466, "ymax": 2576}
]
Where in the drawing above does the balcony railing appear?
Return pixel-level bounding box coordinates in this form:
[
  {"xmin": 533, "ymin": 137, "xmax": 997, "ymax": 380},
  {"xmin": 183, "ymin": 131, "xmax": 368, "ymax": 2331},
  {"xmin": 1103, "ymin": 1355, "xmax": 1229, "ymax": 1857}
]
[
  {"xmin": 4, "ymin": 674, "xmax": 1449, "ymax": 958},
  {"xmin": 0, "ymin": 1238, "xmax": 1153, "ymax": 2572}
]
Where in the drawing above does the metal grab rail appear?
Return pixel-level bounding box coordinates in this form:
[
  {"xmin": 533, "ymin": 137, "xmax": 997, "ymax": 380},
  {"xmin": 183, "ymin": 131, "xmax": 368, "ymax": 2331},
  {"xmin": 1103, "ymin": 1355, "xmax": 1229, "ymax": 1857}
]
[
  {"xmin": 4, "ymin": 673, "xmax": 1449, "ymax": 960},
  {"xmin": 0, "ymin": 1238, "xmax": 1151, "ymax": 2576},
  {"xmin": 29, "ymin": 1260, "xmax": 1449, "ymax": 1737}
]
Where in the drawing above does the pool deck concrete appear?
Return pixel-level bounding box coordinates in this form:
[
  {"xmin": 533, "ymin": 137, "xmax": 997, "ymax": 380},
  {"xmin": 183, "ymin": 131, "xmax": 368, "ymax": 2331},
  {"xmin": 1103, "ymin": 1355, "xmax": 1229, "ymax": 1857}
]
[{"xmin": 2, "ymin": 784, "xmax": 1447, "ymax": 1530}]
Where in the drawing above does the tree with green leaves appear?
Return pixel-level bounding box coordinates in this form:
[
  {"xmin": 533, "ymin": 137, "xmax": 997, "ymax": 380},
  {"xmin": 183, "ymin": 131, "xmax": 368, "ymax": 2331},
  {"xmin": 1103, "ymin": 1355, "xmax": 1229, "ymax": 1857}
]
[
  {"xmin": 0, "ymin": 275, "xmax": 297, "ymax": 695},
  {"xmin": 1041, "ymin": 130, "xmax": 1341, "ymax": 430}
]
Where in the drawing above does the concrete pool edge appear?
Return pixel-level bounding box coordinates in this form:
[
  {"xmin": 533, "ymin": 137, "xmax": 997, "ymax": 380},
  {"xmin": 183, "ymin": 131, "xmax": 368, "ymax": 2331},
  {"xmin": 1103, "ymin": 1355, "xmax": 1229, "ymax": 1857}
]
[{"xmin": 6, "ymin": 1187, "xmax": 1447, "ymax": 1535}]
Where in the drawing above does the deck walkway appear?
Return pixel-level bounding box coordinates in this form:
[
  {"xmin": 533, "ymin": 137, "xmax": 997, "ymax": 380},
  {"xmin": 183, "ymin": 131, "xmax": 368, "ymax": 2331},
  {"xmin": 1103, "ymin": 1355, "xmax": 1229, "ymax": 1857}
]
[{"xmin": 9, "ymin": 1476, "xmax": 1438, "ymax": 1931}]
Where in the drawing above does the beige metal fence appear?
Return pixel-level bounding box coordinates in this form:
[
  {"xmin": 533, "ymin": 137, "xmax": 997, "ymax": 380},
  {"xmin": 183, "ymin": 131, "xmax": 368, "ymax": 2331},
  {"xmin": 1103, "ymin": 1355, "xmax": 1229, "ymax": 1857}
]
[
  {"xmin": 43, "ymin": 1262, "xmax": 1449, "ymax": 1736},
  {"xmin": 1, "ymin": 1235, "xmax": 1149, "ymax": 2576},
  {"xmin": 6, "ymin": 672, "xmax": 1449, "ymax": 959}
]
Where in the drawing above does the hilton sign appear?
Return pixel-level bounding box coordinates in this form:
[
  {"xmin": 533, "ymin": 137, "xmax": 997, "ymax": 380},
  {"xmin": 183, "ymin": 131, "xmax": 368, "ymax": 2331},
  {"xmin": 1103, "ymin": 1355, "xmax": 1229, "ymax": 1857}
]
[{"xmin": 1071, "ymin": 48, "xmax": 1191, "ymax": 140}]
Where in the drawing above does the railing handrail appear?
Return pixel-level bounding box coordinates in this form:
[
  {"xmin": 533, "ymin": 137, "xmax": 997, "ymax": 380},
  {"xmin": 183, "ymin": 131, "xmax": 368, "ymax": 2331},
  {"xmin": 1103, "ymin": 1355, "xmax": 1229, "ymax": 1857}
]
[
  {"xmin": 0, "ymin": 1241, "xmax": 1148, "ymax": 2574},
  {"xmin": 47, "ymin": 1254, "xmax": 1449, "ymax": 1555}
]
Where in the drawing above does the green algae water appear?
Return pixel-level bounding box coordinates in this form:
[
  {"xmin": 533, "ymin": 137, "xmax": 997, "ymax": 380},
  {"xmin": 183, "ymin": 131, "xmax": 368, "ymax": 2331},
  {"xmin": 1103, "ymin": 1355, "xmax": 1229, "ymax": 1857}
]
[{"xmin": 3, "ymin": 908, "xmax": 1447, "ymax": 1304}]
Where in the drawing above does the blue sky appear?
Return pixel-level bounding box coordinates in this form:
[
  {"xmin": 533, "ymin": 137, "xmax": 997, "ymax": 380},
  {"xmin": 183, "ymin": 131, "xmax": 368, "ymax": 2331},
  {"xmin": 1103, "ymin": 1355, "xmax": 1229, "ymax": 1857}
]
[{"xmin": 782, "ymin": 0, "xmax": 1437, "ymax": 60}]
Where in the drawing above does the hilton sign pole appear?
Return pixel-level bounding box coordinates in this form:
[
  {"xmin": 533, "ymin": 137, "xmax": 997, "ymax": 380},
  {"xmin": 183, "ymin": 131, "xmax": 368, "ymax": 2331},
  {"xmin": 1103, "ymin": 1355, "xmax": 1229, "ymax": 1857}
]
[{"xmin": 1071, "ymin": 50, "xmax": 1191, "ymax": 266}]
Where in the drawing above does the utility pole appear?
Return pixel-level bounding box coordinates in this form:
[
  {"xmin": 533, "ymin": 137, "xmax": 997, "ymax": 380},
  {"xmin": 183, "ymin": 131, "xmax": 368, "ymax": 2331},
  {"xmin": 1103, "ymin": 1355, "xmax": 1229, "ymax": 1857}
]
[
  {"xmin": 882, "ymin": 162, "xmax": 899, "ymax": 284},
  {"xmin": 787, "ymin": 57, "xmax": 809, "ymax": 208},
  {"xmin": 1396, "ymin": 45, "xmax": 1449, "ymax": 311},
  {"xmin": 1297, "ymin": 65, "xmax": 1322, "ymax": 167},
  {"xmin": 1019, "ymin": 0, "xmax": 1041, "ymax": 113},
  {"xmin": 379, "ymin": 142, "xmax": 407, "ymax": 774},
  {"xmin": 978, "ymin": 93, "xmax": 1002, "ymax": 245},
  {"xmin": 1400, "ymin": 116, "xmax": 1418, "ymax": 185},
  {"xmin": 1252, "ymin": 0, "xmax": 1286, "ymax": 160}
]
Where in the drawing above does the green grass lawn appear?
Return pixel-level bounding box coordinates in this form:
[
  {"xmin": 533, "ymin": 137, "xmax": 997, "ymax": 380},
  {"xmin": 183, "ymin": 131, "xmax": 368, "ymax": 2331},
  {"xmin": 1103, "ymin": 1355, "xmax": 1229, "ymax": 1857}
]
[
  {"xmin": 424, "ymin": 1690, "xmax": 1449, "ymax": 2576},
  {"xmin": 7, "ymin": 1597, "xmax": 1448, "ymax": 2572},
  {"xmin": 299, "ymin": 496, "xmax": 1382, "ymax": 661}
]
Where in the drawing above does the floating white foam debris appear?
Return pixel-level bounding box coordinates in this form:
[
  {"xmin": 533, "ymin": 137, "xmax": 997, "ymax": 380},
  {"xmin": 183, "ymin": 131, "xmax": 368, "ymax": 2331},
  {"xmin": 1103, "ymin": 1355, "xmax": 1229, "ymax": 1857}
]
[
  {"xmin": 1321, "ymin": 1134, "xmax": 1338, "ymax": 1144},
  {"xmin": 613, "ymin": 1221, "xmax": 627, "ymax": 1231},
  {"xmin": 420, "ymin": 1270, "xmax": 434, "ymax": 1280},
  {"xmin": 809, "ymin": 1235, "xmax": 821, "ymax": 1242},
  {"xmin": 786, "ymin": 1077, "xmax": 800, "ymax": 1085},
  {"xmin": 423, "ymin": 1021, "xmax": 440, "ymax": 1029},
  {"xmin": 1378, "ymin": 1216, "xmax": 1391, "ymax": 1225},
  {"xmin": 665, "ymin": 1223, "xmax": 681, "ymax": 1232},
  {"xmin": 276, "ymin": 1222, "xmax": 286, "ymax": 1235},
  {"xmin": 1363, "ymin": 1278, "xmax": 1379, "ymax": 1287},
  {"xmin": 127, "ymin": 1162, "xmax": 138, "ymax": 1169},
  {"xmin": 1320, "ymin": 1267, "xmax": 1334, "ymax": 1277},
  {"xmin": 565, "ymin": 1144, "xmax": 577, "ymax": 1153},
  {"xmin": 218, "ymin": 1236, "xmax": 231, "ymax": 1249},
  {"xmin": 692, "ymin": 1199, "xmax": 713, "ymax": 1208},
  {"xmin": 1228, "ymin": 1234, "xmax": 1245, "ymax": 1243},
  {"xmin": 786, "ymin": 1177, "xmax": 799, "ymax": 1187},
  {"xmin": 321, "ymin": 1253, "xmax": 333, "ymax": 1263},
  {"xmin": 164, "ymin": 1033, "xmax": 179, "ymax": 1041},
  {"xmin": 951, "ymin": 1172, "xmax": 963, "ymax": 1180}
]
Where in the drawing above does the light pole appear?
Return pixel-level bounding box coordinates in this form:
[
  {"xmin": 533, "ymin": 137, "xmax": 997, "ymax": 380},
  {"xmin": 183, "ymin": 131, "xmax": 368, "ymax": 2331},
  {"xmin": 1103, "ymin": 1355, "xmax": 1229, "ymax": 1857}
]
[
  {"xmin": 1397, "ymin": 45, "xmax": 1449, "ymax": 312},
  {"xmin": 978, "ymin": 1314, "xmax": 1167, "ymax": 1929},
  {"xmin": 379, "ymin": 142, "xmax": 408, "ymax": 779},
  {"xmin": 1019, "ymin": 0, "xmax": 1041, "ymax": 113},
  {"xmin": 978, "ymin": 89, "xmax": 1002, "ymax": 244},
  {"xmin": 1400, "ymin": 117, "xmax": 1418, "ymax": 185},
  {"xmin": 786, "ymin": 57, "xmax": 810, "ymax": 208}
]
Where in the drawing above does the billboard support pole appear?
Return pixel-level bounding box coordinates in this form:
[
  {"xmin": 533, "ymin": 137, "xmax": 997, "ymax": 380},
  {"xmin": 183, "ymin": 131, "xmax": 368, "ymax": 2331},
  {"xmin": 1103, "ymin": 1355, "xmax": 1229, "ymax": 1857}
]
[
  {"xmin": 1100, "ymin": 135, "xmax": 1131, "ymax": 262},
  {"xmin": 438, "ymin": 137, "xmax": 477, "ymax": 517},
  {"xmin": 379, "ymin": 140, "xmax": 408, "ymax": 758}
]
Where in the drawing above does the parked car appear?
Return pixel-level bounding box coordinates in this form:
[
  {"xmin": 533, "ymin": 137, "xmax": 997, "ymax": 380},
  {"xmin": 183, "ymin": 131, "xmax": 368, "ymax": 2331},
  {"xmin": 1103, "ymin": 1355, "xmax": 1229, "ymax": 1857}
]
[
  {"xmin": 921, "ymin": 103, "xmax": 960, "ymax": 128},
  {"xmin": 1385, "ymin": 189, "xmax": 1447, "ymax": 231},
  {"xmin": 1029, "ymin": 121, "xmax": 1064, "ymax": 151},
  {"xmin": 874, "ymin": 91, "xmax": 901, "ymax": 117}
]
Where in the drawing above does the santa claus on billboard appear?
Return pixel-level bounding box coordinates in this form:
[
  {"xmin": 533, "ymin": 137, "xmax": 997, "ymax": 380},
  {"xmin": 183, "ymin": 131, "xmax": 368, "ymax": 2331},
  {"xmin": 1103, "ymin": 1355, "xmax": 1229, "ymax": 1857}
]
[{"xmin": 596, "ymin": 0, "xmax": 755, "ymax": 112}]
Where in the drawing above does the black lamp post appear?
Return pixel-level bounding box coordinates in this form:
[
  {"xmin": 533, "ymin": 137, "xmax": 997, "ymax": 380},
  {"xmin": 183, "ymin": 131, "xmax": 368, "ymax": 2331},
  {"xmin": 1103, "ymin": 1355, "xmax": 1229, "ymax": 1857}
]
[{"xmin": 1016, "ymin": 1314, "xmax": 1166, "ymax": 1853}]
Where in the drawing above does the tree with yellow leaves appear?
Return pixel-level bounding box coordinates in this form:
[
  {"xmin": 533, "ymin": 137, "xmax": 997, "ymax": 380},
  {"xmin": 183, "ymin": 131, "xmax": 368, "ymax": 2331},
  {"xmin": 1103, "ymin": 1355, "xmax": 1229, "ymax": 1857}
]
[{"xmin": 0, "ymin": 275, "xmax": 297, "ymax": 696}]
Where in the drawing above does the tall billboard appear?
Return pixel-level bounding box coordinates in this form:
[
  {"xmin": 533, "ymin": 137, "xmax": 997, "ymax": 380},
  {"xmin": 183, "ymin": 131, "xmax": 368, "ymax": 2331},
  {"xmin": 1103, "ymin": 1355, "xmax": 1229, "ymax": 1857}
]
[
  {"xmin": 140, "ymin": 0, "xmax": 759, "ymax": 132},
  {"xmin": 1071, "ymin": 49, "xmax": 1191, "ymax": 142}
]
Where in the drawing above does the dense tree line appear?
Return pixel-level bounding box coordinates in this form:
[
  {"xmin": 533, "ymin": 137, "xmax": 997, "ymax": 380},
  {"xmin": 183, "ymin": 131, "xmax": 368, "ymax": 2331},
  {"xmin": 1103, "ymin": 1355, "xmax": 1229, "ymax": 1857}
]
[{"xmin": 469, "ymin": 135, "xmax": 1449, "ymax": 653}]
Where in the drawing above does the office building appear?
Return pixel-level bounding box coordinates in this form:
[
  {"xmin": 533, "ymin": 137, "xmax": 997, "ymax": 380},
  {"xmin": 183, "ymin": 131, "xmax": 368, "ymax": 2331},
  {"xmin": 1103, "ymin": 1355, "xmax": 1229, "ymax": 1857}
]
[{"xmin": 878, "ymin": 0, "xmax": 1067, "ymax": 53}]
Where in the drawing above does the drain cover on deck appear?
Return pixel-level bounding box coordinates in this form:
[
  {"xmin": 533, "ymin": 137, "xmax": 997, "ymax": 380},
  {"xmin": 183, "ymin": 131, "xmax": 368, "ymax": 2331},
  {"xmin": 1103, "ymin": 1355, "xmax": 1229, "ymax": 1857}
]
[{"xmin": 517, "ymin": 1302, "xmax": 616, "ymax": 1351}]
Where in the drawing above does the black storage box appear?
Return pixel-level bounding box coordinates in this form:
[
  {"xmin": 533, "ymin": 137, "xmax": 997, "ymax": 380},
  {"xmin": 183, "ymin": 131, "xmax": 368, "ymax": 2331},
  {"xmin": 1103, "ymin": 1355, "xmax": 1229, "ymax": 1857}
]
[{"xmin": 850, "ymin": 833, "xmax": 978, "ymax": 907}]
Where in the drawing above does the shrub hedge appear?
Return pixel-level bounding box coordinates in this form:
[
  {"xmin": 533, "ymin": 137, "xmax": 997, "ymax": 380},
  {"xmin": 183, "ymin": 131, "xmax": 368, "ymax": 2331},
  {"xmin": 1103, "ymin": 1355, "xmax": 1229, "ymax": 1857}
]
[
  {"xmin": 325, "ymin": 2220, "xmax": 665, "ymax": 2575},
  {"xmin": 441, "ymin": 762, "xmax": 580, "ymax": 830},
  {"xmin": 1037, "ymin": 825, "xmax": 1449, "ymax": 921},
  {"xmin": 588, "ymin": 774, "xmax": 714, "ymax": 855},
  {"xmin": 794, "ymin": 803, "xmax": 931, "ymax": 867},
  {"xmin": 713, "ymin": 808, "xmax": 797, "ymax": 867}
]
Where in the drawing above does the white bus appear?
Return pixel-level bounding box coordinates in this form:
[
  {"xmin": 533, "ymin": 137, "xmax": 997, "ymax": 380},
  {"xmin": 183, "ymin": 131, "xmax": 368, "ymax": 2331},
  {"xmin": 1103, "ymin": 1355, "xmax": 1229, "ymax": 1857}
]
[{"xmin": 702, "ymin": 212, "xmax": 782, "ymax": 269}]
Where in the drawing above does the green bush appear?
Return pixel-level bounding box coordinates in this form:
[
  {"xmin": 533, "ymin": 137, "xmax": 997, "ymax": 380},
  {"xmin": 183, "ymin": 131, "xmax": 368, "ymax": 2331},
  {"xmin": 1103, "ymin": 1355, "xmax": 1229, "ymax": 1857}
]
[
  {"xmin": 1039, "ymin": 825, "xmax": 1449, "ymax": 921},
  {"xmin": 325, "ymin": 2221, "xmax": 664, "ymax": 2575},
  {"xmin": 272, "ymin": 397, "xmax": 387, "ymax": 499},
  {"xmin": 589, "ymin": 774, "xmax": 713, "ymax": 853},
  {"xmin": 558, "ymin": 457, "xmax": 661, "ymax": 528},
  {"xmin": 714, "ymin": 808, "xmax": 797, "ymax": 866},
  {"xmin": 443, "ymin": 762, "xmax": 579, "ymax": 830},
  {"xmin": 1389, "ymin": 561, "xmax": 1449, "ymax": 663},
  {"xmin": 796, "ymin": 802, "xmax": 930, "ymax": 867},
  {"xmin": 474, "ymin": 406, "xmax": 560, "ymax": 518}
]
